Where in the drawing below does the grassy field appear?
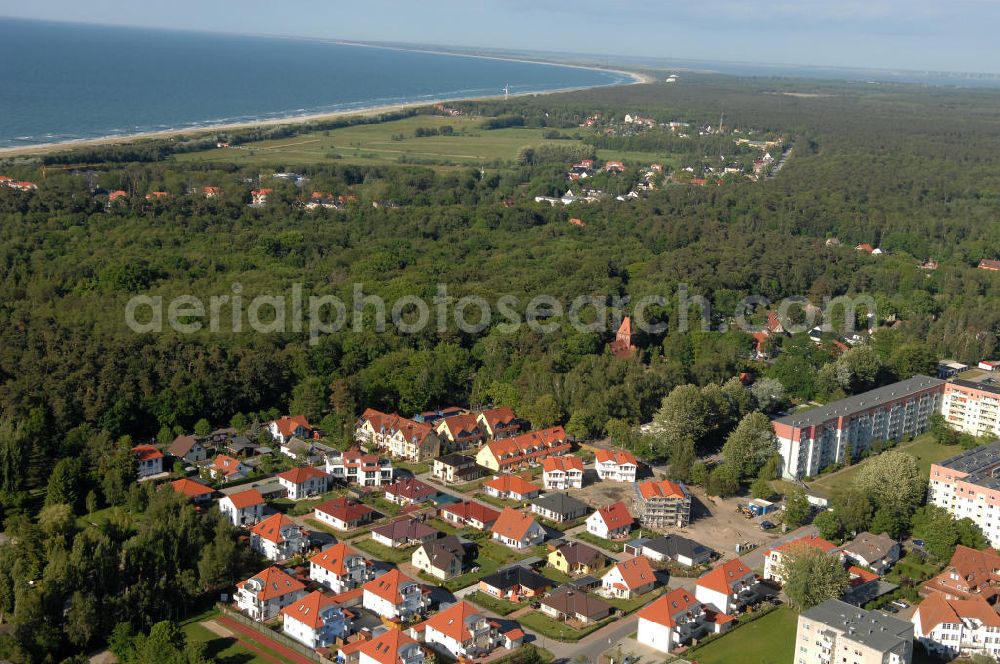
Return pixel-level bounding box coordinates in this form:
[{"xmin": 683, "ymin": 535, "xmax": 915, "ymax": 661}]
[
  {"xmin": 351, "ymin": 536, "xmax": 418, "ymax": 563},
  {"xmin": 518, "ymin": 611, "xmax": 614, "ymax": 641},
  {"xmin": 808, "ymin": 434, "xmax": 958, "ymax": 495},
  {"xmin": 575, "ymin": 531, "xmax": 625, "ymax": 553},
  {"xmin": 685, "ymin": 606, "xmax": 798, "ymax": 664},
  {"xmin": 467, "ymin": 591, "xmax": 522, "ymax": 616},
  {"xmin": 182, "ymin": 609, "xmax": 281, "ymax": 664},
  {"xmin": 175, "ymin": 115, "xmax": 674, "ymax": 169}
]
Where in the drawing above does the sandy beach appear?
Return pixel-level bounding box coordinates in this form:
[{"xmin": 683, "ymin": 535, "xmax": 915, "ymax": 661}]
[{"xmin": 0, "ymin": 62, "xmax": 652, "ymax": 159}]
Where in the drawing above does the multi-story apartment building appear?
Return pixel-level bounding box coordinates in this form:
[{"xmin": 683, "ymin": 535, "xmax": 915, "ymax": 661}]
[
  {"xmin": 913, "ymin": 592, "xmax": 1000, "ymax": 660},
  {"xmin": 794, "ymin": 599, "xmax": 912, "ymax": 664},
  {"xmin": 236, "ymin": 566, "xmax": 307, "ymax": 621},
  {"xmin": 475, "ymin": 426, "xmax": 571, "ymax": 472},
  {"xmin": 542, "ymin": 456, "xmax": 584, "ymax": 490},
  {"xmin": 928, "ymin": 442, "xmax": 1000, "ymax": 547},
  {"xmin": 941, "ymin": 379, "xmax": 1000, "ymax": 438},
  {"xmin": 325, "ymin": 446, "xmax": 395, "ymax": 487},
  {"xmin": 309, "ymin": 542, "xmax": 376, "ymax": 593},
  {"xmin": 594, "ymin": 449, "xmax": 638, "ymax": 482},
  {"xmin": 356, "ymin": 409, "xmax": 441, "ymax": 462},
  {"xmin": 773, "ymin": 375, "xmax": 944, "ymax": 479},
  {"xmin": 635, "ymin": 479, "xmax": 691, "ymax": 527}
]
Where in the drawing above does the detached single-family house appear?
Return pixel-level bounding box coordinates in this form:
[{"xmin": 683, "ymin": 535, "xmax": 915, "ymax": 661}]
[
  {"xmin": 600, "ymin": 557, "xmax": 657, "ymax": 599},
  {"xmin": 236, "ymin": 566, "xmax": 307, "ymax": 621},
  {"xmin": 483, "ymin": 475, "xmax": 541, "ymax": 502},
  {"xmin": 438, "ymin": 501, "xmax": 500, "ymax": 531},
  {"xmin": 477, "ymin": 407, "xmax": 523, "ymax": 440},
  {"xmin": 531, "ymin": 493, "xmax": 589, "ymax": 523},
  {"xmin": 339, "ymin": 625, "xmax": 425, "ymax": 664},
  {"xmin": 170, "ymin": 478, "xmax": 214, "ymax": 503},
  {"xmin": 542, "ymin": 456, "xmax": 584, "ymax": 490},
  {"xmin": 696, "ymin": 559, "xmax": 758, "ymax": 615},
  {"xmin": 594, "ymin": 449, "xmax": 638, "ymax": 482},
  {"xmin": 280, "ymin": 436, "xmax": 315, "ymax": 461},
  {"xmin": 384, "ymin": 478, "xmax": 437, "ymax": 506},
  {"xmin": 491, "ymin": 508, "xmax": 545, "ymax": 550},
  {"xmin": 276, "ymin": 466, "xmax": 330, "ymax": 500},
  {"xmin": 763, "ymin": 534, "xmax": 838, "ymax": 584},
  {"xmin": 132, "ymin": 444, "xmax": 164, "ymax": 479},
  {"xmin": 309, "ymin": 542, "xmax": 376, "ymax": 593},
  {"xmin": 479, "ymin": 565, "xmax": 552, "ymax": 600},
  {"xmin": 361, "ymin": 569, "xmax": 429, "ymax": 621},
  {"xmin": 586, "ymin": 502, "xmax": 634, "ymax": 540},
  {"xmin": 625, "ymin": 535, "xmax": 713, "ymax": 567},
  {"xmin": 371, "ymin": 518, "xmax": 438, "ymax": 549},
  {"xmin": 168, "ymin": 434, "xmax": 209, "ymax": 463},
  {"xmin": 636, "ymin": 588, "xmax": 734, "ymax": 654},
  {"xmin": 431, "ymin": 453, "xmax": 486, "ymax": 484},
  {"xmin": 326, "ymin": 447, "xmax": 395, "ymax": 487},
  {"xmin": 435, "ymin": 413, "xmax": 485, "ymax": 451},
  {"xmin": 249, "ymin": 513, "xmax": 310, "ymax": 562},
  {"xmin": 540, "ymin": 586, "xmax": 612, "ymax": 624},
  {"xmin": 839, "ymin": 532, "xmax": 900, "ymax": 575},
  {"xmin": 313, "ymin": 496, "xmax": 377, "ymax": 531},
  {"xmin": 208, "ymin": 454, "xmax": 250, "ymax": 482},
  {"xmin": 548, "ymin": 541, "xmax": 608, "ymax": 576},
  {"xmin": 281, "ymin": 590, "xmax": 350, "ymax": 649},
  {"xmin": 414, "ymin": 601, "xmax": 506, "ymax": 659},
  {"xmin": 218, "ymin": 488, "xmax": 265, "ymax": 527},
  {"xmin": 268, "ymin": 416, "xmax": 314, "ymax": 444},
  {"xmin": 411, "ymin": 535, "xmax": 466, "ymax": 580},
  {"xmin": 475, "ymin": 427, "xmax": 571, "ymax": 472}
]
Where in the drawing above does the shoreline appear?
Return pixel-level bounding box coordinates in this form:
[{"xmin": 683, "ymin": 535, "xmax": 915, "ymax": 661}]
[{"xmin": 0, "ymin": 59, "xmax": 652, "ymax": 159}]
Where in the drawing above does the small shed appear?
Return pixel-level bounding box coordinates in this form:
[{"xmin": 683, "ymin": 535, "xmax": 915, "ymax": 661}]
[{"xmin": 748, "ymin": 498, "xmax": 776, "ymax": 516}]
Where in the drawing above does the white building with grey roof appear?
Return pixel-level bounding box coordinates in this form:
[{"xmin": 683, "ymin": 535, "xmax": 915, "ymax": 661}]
[{"xmin": 794, "ymin": 599, "xmax": 912, "ymax": 664}]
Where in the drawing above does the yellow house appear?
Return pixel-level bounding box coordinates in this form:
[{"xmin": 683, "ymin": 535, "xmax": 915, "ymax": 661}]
[
  {"xmin": 411, "ymin": 536, "xmax": 465, "ymax": 580},
  {"xmin": 547, "ymin": 541, "xmax": 608, "ymax": 576}
]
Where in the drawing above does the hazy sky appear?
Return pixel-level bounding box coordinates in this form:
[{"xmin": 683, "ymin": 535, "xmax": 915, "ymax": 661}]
[{"xmin": 1, "ymin": 0, "xmax": 994, "ymax": 74}]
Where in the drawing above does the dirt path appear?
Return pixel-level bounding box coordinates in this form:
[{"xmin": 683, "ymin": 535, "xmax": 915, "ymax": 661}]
[{"xmin": 217, "ymin": 615, "xmax": 316, "ymax": 664}]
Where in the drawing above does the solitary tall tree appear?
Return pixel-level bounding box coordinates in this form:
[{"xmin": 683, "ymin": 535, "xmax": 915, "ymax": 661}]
[
  {"xmin": 780, "ymin": 545, "xmax": 850, "ymax": 609},
  {"xmin": 721, "ymin": 412, "xmax": 778, "ymax": 481}
]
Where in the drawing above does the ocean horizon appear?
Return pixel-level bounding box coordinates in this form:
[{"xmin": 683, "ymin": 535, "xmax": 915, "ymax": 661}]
[{"xmin": 0, "ymin": 19, "xmax": 632, "ymax": 149}]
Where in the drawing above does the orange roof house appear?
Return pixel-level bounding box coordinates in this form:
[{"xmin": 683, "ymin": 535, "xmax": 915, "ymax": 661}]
[
  {"xmin": 491, "ymin": 507, "xmax": 545, "ymax": 549},
  {"xmin": 338, "ymin": 628, "xmax": 422, "ymax": 664},
  {"xmin": 695, "ymin": 559, "xmax": 757, "ymax": 614},
  {"xmin": 250, "ymin": 513, "xmax": 302, "ymax": 545},
  {"xmin": 588, "ymin": 502, "xmax": 634, "ymax": 538},
  {"xmin": 638, "ymin": 588, "xmax": 701, "ymax": 628},
  {"xmin": 595, "ymin": 449, "xmax": 638, "ymax": 466},
  {"xmin": 979, "ymin": 259, "xmax": 1000, "ymax": 271},
  {"xmin": 543, "ymin": 456, "xmax": 584, "ymax": 473},
  {"xmin": 237, "ymin": 565, "xmax": 305, "ymax": 602},
  {"xmin": 923, "ymin": 545, "xmax": 1000, "ymax": 600},
  {"xmin": 132, "ymin": 444, "xmax": 164, "ymax": 462},
  {"xmin": 601, "ymin": 557, "xmax": 657, "ymax": 598},
  {"xmin": 483, "ymin": 474, "xmax": 541, "ymax": 501},
  {"xmin": 280, "ymin": 590, "xmax": 341, "ymax": 630},
  {"xmin": 310, "ymin": 542, "xmax": 368, "ymax": 577},
  {"xmin": 763, "ymin": 534, "xmax": 838, "ymax": 583},
  {"xmin": 475, "ymin": 426, "xmax": 570, "ymax": 471},
  {"xmin": 226, "ymin": 488, "xmax": 265, "ymax": 510},
  {"xmin": 439, "ymin": 500, "xmax": 500, "ymax": 530},
  {"xmin": 609, "ymin": 316, "xmax": 637, "ymax": 358},
  {"xmin": 476, "ymin": 407, "xmax": 522, "ymax": 439},
  {"xmin": 434, "ymin": 413, "xmax": 484, "ymax": 449},
  {"xmin": 170, "ymin": 478, "xmax": 214, "ymax": 501}
]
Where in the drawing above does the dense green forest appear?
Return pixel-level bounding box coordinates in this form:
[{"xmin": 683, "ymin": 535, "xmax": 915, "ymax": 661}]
[{"xmin": 0, "ymin": 73, "xmax": 999, "ymax": 659}]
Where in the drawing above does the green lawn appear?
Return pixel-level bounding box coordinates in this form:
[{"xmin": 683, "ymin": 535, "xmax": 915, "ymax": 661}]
[
  {"xmin": 75, "ymin": 506, "xmax": 143, "ymax": 530},
  {"xmin": 685, "ymin": 606, "xmax": 798, "ymax": 664},
  {"xmin": 467, "ymin": 591, "xmax": 522, "ymax": 616},
  {"xmin": 540, "ymin": 566, "xmax": 573, "ymax": 585},
  {"xmin": 518, "ymin": 611, "xmax": 614, "ymax": 641},
  {"xmin": 181, "ymin": 609, "xmax": 281, "ymax": 664},
  {"xmin": 396, "ymin": 461, "xmax": 431, "ymax": 475},
  {"xmin": 808, "ymin": 434, "xmax": 958, "ymax": 495},
  {"xmin": 603, "ymin": 587, "xmax": 665, "ymax": 614},
  {"xmin": 575, "ymin": 531, "xmax": 625, "ymax": 553},
  {"xmin": 351, "ymin": 536, "xmax": 418, "ymax": 563},
  {"xmin": 474, "ymin": 492, "xmax": 523, "ymax": 510}
]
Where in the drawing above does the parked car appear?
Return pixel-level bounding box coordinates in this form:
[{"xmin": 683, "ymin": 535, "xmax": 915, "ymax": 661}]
[
  {"xmin": 891, "ymin": 599, "xmax": 910, "ymax": 609},
  {"xmin": 760, "ymin": 520, "xmax": 775, "ymax": 530},
  {"xmin": 882, "ymin": 605, "xmax": 898, "ymax": 613},
  {"xmin": 913, "ymin": 539, "xmax": 925, "ymax": 547}
]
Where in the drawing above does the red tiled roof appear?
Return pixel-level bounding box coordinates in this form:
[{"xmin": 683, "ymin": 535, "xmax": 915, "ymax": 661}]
[
  {"xmin": 343, "ymin": 628, "xmax": 418, "ymax": 664},
  {"xmin": 280, "ymin": 590, "xmax": 338, "ymax": 630},
  {"xmin": 211, "ymin": 454, "xmax": 244, "ymax": 477},
  {"xmin": 250, "ymin": 513, "xmax": 300, "ymax": 544},
  {"xmin": 482, "ymin": 427, "xmax": 569, "ymax": 467},
  {"xmin": 225, "ymin": 488, "xmax": 264, "ymax": 510},
  {"xmin": 638, "ymin": 479, "xmax": 687, "ymax": 500},
  {"xmin": 593, "ymin": 502, "xmax": 633, "ymax": 530},
  {"xmin": 418, "ymin": 601, "xmax": 485, "ymax": 642},
  {"xmin": 440, "ymin": 500, "xmax": 500, "ymax": 526},
  {"xmin": 609, "ymin": 557, "xmax": 656, "ymax": 590},
  {"xmin": 362, "ymin": 568, "xmax": 419, "ymax": 604},
  {"xmin": 272, "ymin": 415, "xmax": 312, "ymax": 437},
  {"xmin": 492, "ymin": 507, "xmax": 539, "ymax": 542},
  {"xmin": 478, "ymin": 407, "xmax": 518, "ymax": 432},
  {"xmin": 277, "ymin": 465, "xmax": 329, "ymax": 485},
  {"xmin": 594, "ymin": 449, "xmax": 638, "ymax": 466},
  {"xmin": 483, "ymin": 475, "xmax": 540, "ymax": 497},
  {"xmin": 698, "ymin": 559, "xmax": 754, "ymax": 596},
  {"xmin": 314, "ymin": 496, "xmax": 375, "ymax": 523},
  {"xmin": 637, "ymin": 588, "xmax": 699, "ymax": 628},
  {"xmin": 310, "ymin": 542, "xmax": 365, "ymax": 576},
  {"xmin": 543, "ymin": 456, "xmax": 584, "ymax": 472},
  {"xmin": 437, "ymin": 413, "xmax": 481, "ymax": 438},
  {"xmin": 132, "ymin": 444, "xmax": 163, "ymax": 461},
  {"xmin": 171, "ymin": 478, "xmax": 213, "ymax": 499},
  {"xmin": 238, "ymin": 566, "xmax": 305, "ymax": 601},
  {"xmin": 384, "ymin": 477, "xmax": 436, "ymax": 501},
  {"xmin": 768, "ymin": 534, "xmax": 837, "ymax": 558},
  {"xmin": 359, "ymin": 409, "xmax": 435, "ymax": 444}
]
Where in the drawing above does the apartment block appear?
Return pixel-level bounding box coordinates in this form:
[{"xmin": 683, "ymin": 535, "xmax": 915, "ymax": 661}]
[
  {"xmin": 941, "ymin": 379, "xmax": 1000, "ymax": 438},
  {"xmin": 635, "ymin": 479, "xmax": 691, "ymax": 528},
  {"xmin": 794, "ymin": 599, "xmax": 912, "ymax": 664},
  {"xmin": 927, "ymin": 441, "xmax": 1000, "ymax": 547}
]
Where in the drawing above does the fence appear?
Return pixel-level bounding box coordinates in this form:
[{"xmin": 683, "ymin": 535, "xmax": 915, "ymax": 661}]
[{"xmin": 216, "ymin": 603, "xmax": 335, "ymax": 663}]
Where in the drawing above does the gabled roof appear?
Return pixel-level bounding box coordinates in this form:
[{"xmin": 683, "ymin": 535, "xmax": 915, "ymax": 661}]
[
  {"xmin": 638, "ymin": 479, "xmax": 688, "ymax": 500},
  {"xmin": 435, "ymin": 453, "xmax": 474, "ymax": 467},
  {"xmin": 439, "ymin": 500, "xmax": 500, "ymax": 526},
  {"xmin": 698, "ymin": 559, "xmax": 754, "ymax": 595},
  {"xmin": 250, "ymin": 513, "xmax": 301, "ymax": 544},
  {"xmin": 132, "ymin": 444, "xmax": 163, "ymax": 461},
  {"xmin": 606, "ymin": 557, "xmax": 656, "ymax": 590},
  {"xmin": 437, "ymin": 413, "xmax": 482, "ymax": 438},
  {"xmin": 310, "ymin": 542, "xmax": 365, "ymax": 576},
  {"xmin": 280, "ymin": 590, "xmax": 339, "ymax": 629},
  {"xmin": 225, "ymin": 488, "xmax": 265, "ymax": 510},
  {"xmin": 941, "ymin": 545, "xmax": 1000, "ymax": 588},
  {"xmin": 238, "ymin": 566, "xmax": 305, "ymax": 601},
  {"xmin": 637, "ymin": 588, "xmax": 700, "ymax": 628},
  {"xmin": 480, "ymin": 565, "xmax": 551, "ymax": 593},
  {"xmin": 211, "ymin": 454, "xmax": 244, "ymax": 476},
  {"xmin": 363, "ymin": 568, "xmax": 419, "ymax": 604},
  {"xmin": 768, "ymin": 534, "xmax": 838, "ymax": 557},
  {"xmin": 541, "ymin": 586, "xmax": 612, "ymax": 620},
  {"xmin": 419, "ymin": 600, "xmax": 488, "ymax": 642},
  {"xmin": 479, "ymin": 407, "xmax": 518, "ymax": 431},
  {"xmin": 492, "ymin": 508, "xmax": 541, "ymax": 542},
  {"xmin": 594, "ymin": 449, "xmax": 638, "ymax": 466},
  {"xmin": 543, "ymin": 456, "xmax": 584, "ymax": 473},
  {"xmin": 484, "ymin": 475, "xmax": 540, "ymax": 496},
  {"xmin": 591, "ymin": 502, "xmax": 633, "ymax": 530},
  {"xmin": 552, "ymin": 541, "xmax": 606, "ymax": 567},
  {"xmin": 840, "ymin": 532, "xmax": 897, "ymax": 562},
  {"xmin": 385, "ymin": 477, "xmax": 436, "ymax": 501},
  {"xmin": 532, "ymin": 492, "xmax": 588, "ymax": 517},
  {"xmin": 917, "ymin": 592, "xmax": 1000, "ymax": 633},
  {"xmin": 168, "ymin": 434, "xmax": 203, "ymax": 457},
  {"xmin": 170, "ymin": 478, "xmax": 213, "ymax": 499},
  {"xmin": 343, "ymin": 627, "xmax": 419, "ymax": 664},
  {"xmin": 359, "ymin": 409, "xmax": 435, "ymax": 445},
  {"xmin": 642, "ymin": 535, "xmax": 712, "ymax": 561},
  {"xmin": 271, "ymin": 415, "xmax": 312, "ymax": 437},
  {"xmin": 482, "ymin": 427, "xmax": 568, "ymax": 462},
  {"xmin": 315, "ymin": 496, "xmax": 376, "ymax": 523},
  {"xmin": 371, "ymin": 518, "xmax": 437, "ymax": 542},
  {"xmin": 418, "ymin": 535, "xmax": 465, "ymax": 571},
  {"xmin": 277, "ymin": 465, "xmax": 329, "ymax": 485}
]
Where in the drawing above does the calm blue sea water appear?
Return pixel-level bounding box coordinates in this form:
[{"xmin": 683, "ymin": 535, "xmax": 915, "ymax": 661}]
[{"xmin": 0, "ymin": 19, "xmax": 630, "ymax": 148}]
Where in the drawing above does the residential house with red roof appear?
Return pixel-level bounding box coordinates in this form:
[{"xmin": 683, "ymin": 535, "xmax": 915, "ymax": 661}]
[
  {"xmin": 763, "ymin": 534, "xmax": 839, "ymax": 584},
  {"xmin": 310, "ymin": 542, "xmax": 376, "ymax": 594},
  {"xmin": 438, "ymin": 500, "xmax": 500, "ymax": 531},
  {"xmin": 370, "ymin": 518, "xmax": 438, "ymax": 549},
  {"xmin": 979, "ymin": 259, "xmax": 1000, "ymax": 272},
  {"xmin": 361, "ymin": 569, "xmax": 429, "ymax": 621},
  {"xmin": 276, "ymin": 465, "xmax": 330, "ymax": 500},
  {"xmin": 249, "ymin": 513, "xmax": 310, "ymax": 561},
  {"xmin": 434, "ymin": 413, "xmax": 484, "ymax": 451},
  {"xmin": 313, "ymin": 496, "xmax": 377, "ymax": 531},
  {"xmin": 608, "ymin": 317, "xmax": 637, "ymax": 358},
  {"xmin": 411, "ymin": 600, "xmax": 506, "ymax": 659},
  {"xmin": 170, "ymin": 478, "xmax": 214, "ymax": 503},
  {"xmin": 201, "ymin": 186, "xmax": 220, "ymax": 198},
  {"xmin": 635, "ymin": 479, "xmax": 691, "ymax": 527},
  {"xmin": 475, "ymin": 426, "xmax": 571, "ymax": 472},
  {"xmin": 600, "ymin": 557, "xmax": 657, "ymax": 599},
  {"xmin": 236, "ymin": 566, "xmax": 307, "ymax": 621},
  {"xmin": 476, "ymin": 407, "xmax": 523, "ymax": 440},
  {"xmin": 338, "ymin": 627, "xmax": 425, "ymax": 664},
  {"xmin": 922, "ymin": 545, "xmax": 1000, "ymax": 601},
  {"xmin": 492, "ymin": 507, "xmax": 545, "ymax": 550},
  {"xmin": 913, "ymin": 592, "xmax": 1000, "ymax": 660},
  {"xmin": 483, "ymin": 475, "xmax": 541, "ymax": 502},
  {"xmin": 208, "ymin": 454, "xmax": 250, "ymax": 482},
  {"xmin": 281, "ymin": 590, "xmax": 350, "ymax": 649},
  {"xmin": 356, "ymin": 409, "xmax": 442, "ymax": 461},
  {"xmin": 695, "ymin": 559, "xmax": 758, "ymax": 615},
  {"xmin": 585, "ymin": 502, "xmax": 634, "ymax": 540},
  {"xmin": 167, "ymin": 434, "xmax": 209, "ymax": 463},
  {"xmin": 325, "ymin": 446, "xmax": 395, "ymax": 487},
  {"xmin": 384, "ymin": 477, "xmax": 437, "ymax": 506},
  {"xmin": 218, "ymin": 488, "xmax": 265, "ymax": 527},
  {"xmin": 431, "ymin": 453, "xmax": 485, "ymax": 484},
  {"xmin": 132, "ymin": 444, "xmax": 164, "ymax": 479},
  {"xmin": 251, "ymin": 188, "xmax": 273, "ymax": 206},
  {"xmin": 594, "ymin": 449, "xmax": 639, "ymax": 482},
  {"xmin": 542, "ymin": 456, "xmax": 584, "ymax": 490},
  {"xmin": 268, "ymin": 415, "xmax": 314, "ymax": 445},
  {"xmin": 636, "ymin": 588, "xmax": 734, "ymax": 654}
]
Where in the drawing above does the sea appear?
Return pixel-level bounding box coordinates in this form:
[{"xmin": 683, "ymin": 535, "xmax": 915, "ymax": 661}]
[{"xmin": 0, "ymin": 19, "xmax": 631, "ymax": 149}]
